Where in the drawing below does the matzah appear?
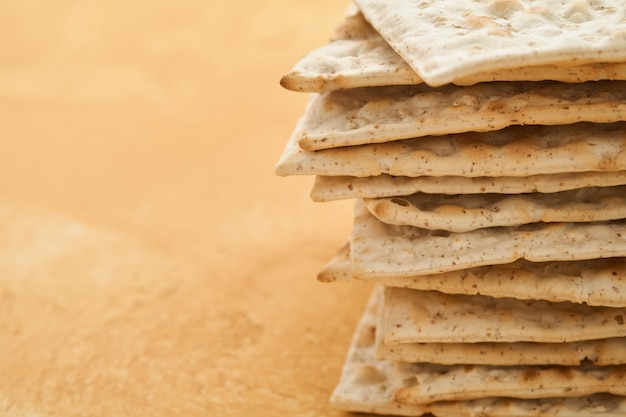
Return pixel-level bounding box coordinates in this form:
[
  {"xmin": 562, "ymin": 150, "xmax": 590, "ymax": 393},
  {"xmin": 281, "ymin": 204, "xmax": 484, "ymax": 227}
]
[
  {"xmin": 276, "ymin": 121, "xmax": 626, "ymax": 178},
  {"xmin": 276, "ymin": 1, "xmax": 626, "ymax": 415},
  {"xmin": 369, "ymin": 288, "xmax": 626, "ymax": 366},
  {"xmin": 332, "ymin": 287, "xmax": 626, "ymax": 416},
  {"xmin": 282, "ymin": 9, "xmax": 626, "ymax": 93},
  {"xmin": 353, "ymin": 0, "xmax": 626, "ymax": 86},
  {"xmin": 364, "ymin": 186, "xmax": 626, "ymax": 232},
  {"xmin": 382, "ymin": 287, "xmax": 626, "ymax": 344},
  {"xmin": 311, "ymin": 172, "xmax": 626, "ymax": 202},
  {"xmin": 350, "ymin": 200, "xmax": 626, "ymax": 278},
  {"xmin": 296, "ymin": 81, "xmax": 626, "ymax": 151},
  {"xmin": 320, "ymin": 243, "xmax": 626, "ymax": 308}
]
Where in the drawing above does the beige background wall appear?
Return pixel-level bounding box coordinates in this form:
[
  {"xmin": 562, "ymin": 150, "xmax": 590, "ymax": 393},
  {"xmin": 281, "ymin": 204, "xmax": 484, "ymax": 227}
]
[{"xmin": 0, "ymin": 1, "xmax": 372, "ymax": 416}]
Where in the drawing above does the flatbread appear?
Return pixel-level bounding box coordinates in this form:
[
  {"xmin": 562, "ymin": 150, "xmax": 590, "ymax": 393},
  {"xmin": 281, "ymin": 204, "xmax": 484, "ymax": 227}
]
[
  {"xmin": 331, "ymin": 287, "xmax": 626, "ymax": 416},
  {"xmin": 319, "ymin": 243, "xmax": 626, "ymax": 308},
  {"xmin": 364, "ymin": 186, "xmax": 626, "ymax": 232},
  {"xmin": 296, "ymin": 82, "xmax": 626, "ymax": 151},
  {"xmin": 310, "ymin": 172, "xmax": 626, "ymax": 202},
  {"xmin": 276, "ymin": 121, "xmax": 626, "ymax": 178},
  {"xmin": 330, "ymin": 286, "xmax": 428, "ymax": 416},
  {"xmin": 280, "ymin": 7, "xmax": 422, "ymax": 93},
  {"xmin": 372, "ymin": 289, "xmax": 626, "ymax": 366},
  {"xmin": 281, "ymin": 9, "xmax": 626, "ymax": 92},
  {"xmin": 382, "ymin": 286, "xmax": 626, "ymax": 344},
  {"xmin": 316, "ymin": 242, "xmax": 352, "ymax": 283},
  {"xmin": 395, "ymin": 360, "xmax": 626, "ymax": 405},
  {"xmin": 353, "ymin": 0, "xmax": 626, "ymax": 86},
  {"xmin": 429, "ymin": 396, "xmax": 626, "ymax": 417},
  {"xmin": 350, "ymin": 200, "xmax": 626, "ymax": 278}
]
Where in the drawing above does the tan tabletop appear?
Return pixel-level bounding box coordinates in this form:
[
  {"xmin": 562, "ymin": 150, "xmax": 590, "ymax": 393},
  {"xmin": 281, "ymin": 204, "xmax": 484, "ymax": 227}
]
[{"xmin": 0, "ymin": 1, "xmax": 373, "ymax": 416}]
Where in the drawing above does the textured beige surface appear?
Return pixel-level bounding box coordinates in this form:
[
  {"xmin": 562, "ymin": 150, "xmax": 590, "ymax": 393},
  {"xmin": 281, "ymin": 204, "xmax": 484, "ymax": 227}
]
[
  {"xmin": 281, "ymin": 9, "xmax": 626, "ymax": 92},
  {"xmin": 354, "ymin": 0, "xmax": 626, "ymax": 86},
  {"xmin": 332, "ymin": 288, "xmax": 626, "ymax": 416},
  {"xmin": 0, "ymin": 2, "xmax": 372, "ymax": 416},
  {"xmin": 277, "ymin": 122, "xmax": 626, "ymax": 178},
  {"xmin": 320, "ymin": 243, "xmax": 626, "ymax": 307},
  {"xmin": 350, "ymin": 200, "xmax": 626, "ymax": 278},
  {"xmin": 294, "ymin": 81, "xmax": 626, "ymax": 151},
  {"xmin": 311, "ymin": 172, "xmax": 626, "ymax": 202},
  {"xmin": 365, "ymin": 186, "xmax": 626, "ymax": 232}
]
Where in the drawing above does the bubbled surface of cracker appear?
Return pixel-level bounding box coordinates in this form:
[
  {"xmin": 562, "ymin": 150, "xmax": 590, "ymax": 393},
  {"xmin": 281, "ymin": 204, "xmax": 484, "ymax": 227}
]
[
  {"xmin": 374, "ymin": 288, "xmax": 626, "ymax": 365},
  {"xmin": 277, "ymin": 122, "xmax": 626, "ymax": 178},
  {"xmin": 311, "ymin": 172, "xmax": 626, "ymax": 202},
  {"xmin": 297, "ymin": 81, "xmax": 626, "ymax": 151},
  {"xmin": 332, "ymin": 287, "xmax": 626, "ymax": 416},
  {"xmin": 354, "ymin": 0, "xmax": 626, "ymax": 86},
  {"xmin": 330, "ymin": 286, "xmax": 428, "ymax": 416},
  {"xmin": 324, "ymin": 241, "xmax": 626, "ymax": 307},
  {"xmin": 350, "ymin": 201, "xmax": 626, "ymax": 278},
  {"xmin": 364, "ymin": 186, "xmax": 626, "ymax": 232},
  {"xmin": 382, "ymin": 287, "xmax": 626, "ymax": 344},
  {"xmin": 280, "ymin": 9, "xmax": 421, "ymax": 92},
  {"xmin": 429, "ymin": 395, "xmax": 626, "ymax": 417},
  {"xmin": 281, "ymin": 9, "xmax": 626, "ymax": 92}
]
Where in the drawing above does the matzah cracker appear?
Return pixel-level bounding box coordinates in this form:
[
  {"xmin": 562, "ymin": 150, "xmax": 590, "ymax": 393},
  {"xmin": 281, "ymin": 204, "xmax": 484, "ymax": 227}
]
[
  {"xmin": 316, "ymin": 242, "xmax": 351, "ymax": 283},
  {"xmin": 377, "ymin": 334, "xmax": 626, "ymax": 367},
  {"xmin": 297, "ymin": 81, "xmax": 626, "ymax": 151},
  {"xmin": 311, "ymin": 172, "xmax": 626, "ymax": 202},
  {"xmin": 320, "ymin": 243, "xmax": 626, "ymax": 307},
  {"xmin": 280, "ymin": 8, "xmax": 422, "ymax": 93},
  {"xmin": 281, "ymin": 9, "xmax": 626, "ymax": 92},
  {"xmin": 382, "ymin": 287, "xmax": 626, "ymax": 344},
  {"xmin": 350, "ymin": 200, "xmax": 626, "ymax": 278},
  {"xmin": 364, "ymin": 186, "xmax": 626, "ymax": 232},
  {"xmin": 429, "ymin": 396, "xmax": 626, "ymax": 417},
  {"xmin": 276, "ymin": 122, "xmax": 626, "ymax": 178},
  {"xmin": 395, "ymin": 360, "xmax": 626, "ymax": 405},
  {"xmin": 373, "ymin": 290, "xmax": 626, "ymax": 365},
  {"xmin": 332, "ymin": 287, "xmax": 626, "ymax": 416},
  {"xmin": 353, "ymin": 0, "xmax": 626, "ymax": 86},
  {"xmin": 330, "ymin": 286, "xmax": 428, "ymax": 416}
]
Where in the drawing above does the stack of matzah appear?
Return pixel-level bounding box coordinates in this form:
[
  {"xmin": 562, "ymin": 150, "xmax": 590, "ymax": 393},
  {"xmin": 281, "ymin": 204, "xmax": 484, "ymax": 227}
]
[{"xmin": 275, "ymin": 1, "xmax": 626, "ymax": 416}]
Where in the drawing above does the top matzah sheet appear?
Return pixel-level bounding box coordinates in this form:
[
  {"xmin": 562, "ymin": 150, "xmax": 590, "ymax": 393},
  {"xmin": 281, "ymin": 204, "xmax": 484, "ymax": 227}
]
[
  {"xmin": 353, "ymin": 0, "xmax": 626, "ymax": 86},
  {"xmin": 281, "ymin": 9, "xmax": 626, "ymax": 92},
  {"xmin": 295, "ymin": 81, "xmax": 626, "ymax": 151}
]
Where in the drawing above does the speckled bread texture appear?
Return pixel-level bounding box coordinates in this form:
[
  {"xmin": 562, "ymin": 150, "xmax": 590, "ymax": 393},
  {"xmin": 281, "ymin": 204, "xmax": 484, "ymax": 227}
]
[
  {"xmin": 311, "ymin": 171, "xmax": 626, "ymax": 202},
  {"xmin": 428, "ymin": 396, "xmax": 626, "ymax": 417},
  {"xmin": 374, "ymin": 288, "xmax": 626, "ymax": 365},
  {"xmin": 353, "ymin": 0, "xmax": 626, "ymax": 86},
  {"xmin": 364, "ymin": 186, "xmax": 626, "ymax": 232},
  {"xmin": 331, "ymin": 287, "xmax": 626, "ymax": 416},
  {"xmin": 350, "ymin": 200, "xmax": 626, "ymax": 278},
  {"xmin": 280, "ymin": 7, "xmax": 421, "ymax": 93},
  {"xmin": 281, "ymin": 9, "xmax": 626, "ymax": 92},
  {"xmin": 319, "ymin": 243, "xmax": 626, "ymax": 307},
  {"xmin": 330, "ymin": 286, "xmax": 428, "ymax": 416},
  {"xmin": 316, "ymin": 242, "xmax": 352, "ymax": 283},
  {"xmin": 295, "ymin": 81, "xmax": 626, "ymax": 151},
  {"xmin": 382, "ymin": 287, "xmax": 626, "ymax": 344},
  {"xmin": 394, "ymin": 360, "xmax": 626, "ymax": 405},
  {"xmin": 276, "ymin": 121, "xmax": 626, "ymax": 178}
]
